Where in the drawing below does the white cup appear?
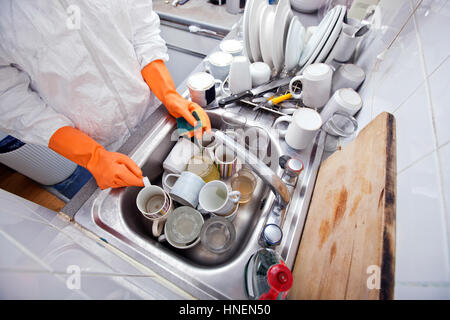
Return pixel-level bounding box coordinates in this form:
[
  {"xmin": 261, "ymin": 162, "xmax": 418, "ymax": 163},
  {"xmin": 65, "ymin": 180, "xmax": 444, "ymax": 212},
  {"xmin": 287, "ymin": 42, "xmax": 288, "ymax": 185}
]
[
  {"xmin": 273, "ymin": 108, "xmax": 323, "ymax": 150},
  {"xmin": 163, "ymin": 171, "xmax": 205, "ymax": 208},
  {"xmin": 188, "ymin": 72, "xmax": 222, "ymax": 107},
  {"xmin": 320, "ymin": 88, "xmax": 363, "ymax": 123},
  {"xmin": 163, "ymin": 137, "xmax": 200, "ymax": 174},
  {"xmin": 204, "ymin": 51, "xmax": 233, "ymax": 81},
  {"xmin": 198, "ymin": 180, "xmax": 241, "ymax": 216},
  {"xmin": 332, "ymin": 64, "xmax": 366, "ymax": 92},
  {"xmin": 220, "ymin": 39, "xmax": 244, "ymax": 56},
  {"xmin": 137, "ymin": 177, "xmax": 174, "ymax": 237},
  {"xmin": 250, "ymin": 62, "xmax": 271, "ymax": 87},
  {"xmin": 331, "ymin": 24, "xmax": 364, "ymax": 63},
  {"xmin": 290, "ymin": 63, "xmax": 333, "ymax": 109},
  {"xmin": 222, "ymin": 55, "xmax": 252, "ymax": 95}
]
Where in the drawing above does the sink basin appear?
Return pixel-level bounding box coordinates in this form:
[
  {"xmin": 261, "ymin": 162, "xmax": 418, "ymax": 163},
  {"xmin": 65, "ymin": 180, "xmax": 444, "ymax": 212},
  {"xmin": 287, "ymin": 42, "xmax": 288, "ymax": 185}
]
[
  {"xmin": 118, "ymin": 113, "xmax": 279, "ymax": 267},
  {"xmin": 74, "ymin": 106, "xmax": 325, "ymax": 299}
]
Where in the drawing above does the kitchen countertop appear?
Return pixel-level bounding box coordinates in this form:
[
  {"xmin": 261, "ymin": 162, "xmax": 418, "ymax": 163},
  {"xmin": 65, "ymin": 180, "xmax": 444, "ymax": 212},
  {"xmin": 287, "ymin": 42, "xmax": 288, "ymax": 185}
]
[{"xmin": 153, "ymin": 0, "xmax": 242, "ymax": 33}]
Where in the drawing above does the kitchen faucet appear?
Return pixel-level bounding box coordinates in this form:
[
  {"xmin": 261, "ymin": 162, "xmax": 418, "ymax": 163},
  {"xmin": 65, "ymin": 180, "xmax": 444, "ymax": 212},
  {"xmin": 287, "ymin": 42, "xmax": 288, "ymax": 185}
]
[{"xmin": 213, "ymin": 131, "xmax": 290, "ymax": 247}]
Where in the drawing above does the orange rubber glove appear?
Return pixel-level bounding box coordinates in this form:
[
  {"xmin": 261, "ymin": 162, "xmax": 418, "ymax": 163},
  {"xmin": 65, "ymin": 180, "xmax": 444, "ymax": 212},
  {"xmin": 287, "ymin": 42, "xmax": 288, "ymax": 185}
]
[
  {"xmin": 48, "ymin": 126, "xmax": 144, "ymax": 190},
  {"xmin": 141, "ymin": 60, "xmax": 211, "ymax": 138}
]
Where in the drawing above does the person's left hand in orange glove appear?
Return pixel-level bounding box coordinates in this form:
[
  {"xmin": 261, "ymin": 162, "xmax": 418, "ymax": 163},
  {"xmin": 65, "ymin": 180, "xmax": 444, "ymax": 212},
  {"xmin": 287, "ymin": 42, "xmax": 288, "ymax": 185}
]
[
  {"xmin": 48, "ymin": 126, "xmax": 144, "ymax": 189},
  {"xmin": 141, "ymin": 60, "xmax": 211, "ymax": 138}
]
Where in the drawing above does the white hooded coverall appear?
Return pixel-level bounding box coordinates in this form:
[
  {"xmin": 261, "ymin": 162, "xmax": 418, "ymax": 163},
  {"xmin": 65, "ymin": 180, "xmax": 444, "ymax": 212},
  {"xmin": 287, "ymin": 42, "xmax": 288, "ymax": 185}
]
[{"xmin": 0, "ymin": 0, "xmax": 169, "ymax": 151}]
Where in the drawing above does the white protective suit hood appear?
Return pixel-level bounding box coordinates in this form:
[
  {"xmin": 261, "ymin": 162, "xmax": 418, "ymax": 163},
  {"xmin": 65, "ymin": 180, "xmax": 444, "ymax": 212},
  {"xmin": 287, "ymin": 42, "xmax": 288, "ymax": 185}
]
[{"xmin": 0, "ymin": 0, "xmax": 169, "ymax": 151}]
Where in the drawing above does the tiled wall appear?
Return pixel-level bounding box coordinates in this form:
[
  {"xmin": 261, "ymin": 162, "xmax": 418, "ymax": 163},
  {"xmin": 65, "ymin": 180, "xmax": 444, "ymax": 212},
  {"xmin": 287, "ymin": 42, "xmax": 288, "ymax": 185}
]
[{"xmin": 354, "ymin": 0, "xmax": 450, "ymax": 299}]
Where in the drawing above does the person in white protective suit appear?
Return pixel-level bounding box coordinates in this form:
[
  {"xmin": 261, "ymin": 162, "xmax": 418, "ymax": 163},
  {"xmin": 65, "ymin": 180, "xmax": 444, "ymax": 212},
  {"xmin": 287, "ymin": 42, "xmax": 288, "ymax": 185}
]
[{"xmin": 0, "ymin": 0, "xmax": 211, "ymax": 189}]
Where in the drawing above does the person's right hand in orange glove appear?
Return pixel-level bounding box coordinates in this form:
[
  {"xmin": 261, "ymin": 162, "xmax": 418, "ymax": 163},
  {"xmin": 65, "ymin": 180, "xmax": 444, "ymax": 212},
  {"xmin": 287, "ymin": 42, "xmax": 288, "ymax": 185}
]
[
  {"xmin": 141, "ymin": 60, "xmax": 211, "ymax": 139},
  {"xmin": 49, "ymin": 126, "xmax": 144, "ymax": 189}
]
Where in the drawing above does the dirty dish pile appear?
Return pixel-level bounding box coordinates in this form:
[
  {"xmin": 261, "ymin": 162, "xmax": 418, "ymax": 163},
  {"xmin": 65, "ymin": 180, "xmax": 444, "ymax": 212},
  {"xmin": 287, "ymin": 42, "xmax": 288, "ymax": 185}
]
[{"xmin": 138, "ymin": 128, "xmax": 262, "ymax": 253}]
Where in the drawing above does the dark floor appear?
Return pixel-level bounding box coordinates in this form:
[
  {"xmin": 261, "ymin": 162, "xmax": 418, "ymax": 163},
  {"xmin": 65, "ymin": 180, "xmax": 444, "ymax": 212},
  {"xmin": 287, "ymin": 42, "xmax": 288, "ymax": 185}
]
[{"xmin": 0, "ymin": 163, "xmax": 65, "ymax": 212}]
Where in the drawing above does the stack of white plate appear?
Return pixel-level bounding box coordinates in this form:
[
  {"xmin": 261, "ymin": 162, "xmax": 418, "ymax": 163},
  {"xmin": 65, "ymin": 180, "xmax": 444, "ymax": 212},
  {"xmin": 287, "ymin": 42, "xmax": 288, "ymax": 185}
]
[
  {"xmin": 298, "ymin": 5, "xmax": 347, "ymax": 72},
  {"xmin": 242, "ymin": 0, "xmax": 346, "ymax": 74}
]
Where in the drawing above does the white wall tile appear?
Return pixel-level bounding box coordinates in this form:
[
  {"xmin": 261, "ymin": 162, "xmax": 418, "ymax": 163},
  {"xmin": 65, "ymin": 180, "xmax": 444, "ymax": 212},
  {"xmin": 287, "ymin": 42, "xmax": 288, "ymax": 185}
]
[
  {"xmin": 437, "ymin": 142, "xmax": 450, "ymax": 255},
  {"xmin": 395, "ymin": 284, "xmax": 450, "ymax": 299},
  {"xmin": 370, "ymin": 16, "xmax": 425, "ymax": 116},
  {"xmin": 414, "ymin": 0, "xmax": 450, "ymax": 75},
  {"xmin": 393, "ymin": 84, "xmax": 436, "ymax": 172},
  {"xmin": 377, "ymin": 0, "xmax": 414, "ymax": 46},
  {"xmin": 396, "ymin": 152, "xmax": 449, "ymax": 283},
  {"xmin": 428, "ymin": 57, "xmax": 450, "ymax": 147}
]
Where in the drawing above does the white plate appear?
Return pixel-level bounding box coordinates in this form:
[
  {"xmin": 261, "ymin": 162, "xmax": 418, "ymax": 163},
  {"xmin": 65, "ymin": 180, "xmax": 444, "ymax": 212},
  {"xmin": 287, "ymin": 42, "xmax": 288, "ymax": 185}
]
[
  {"xmin": 272, "ymin": 0, "xmax": 293, "ymax": 72},
  {"xmin": 284, "ymin": 16, "xmax": 306, "ymax": 72},
  {"xmin": 306, "ymin": 6, "xmax": 341, "ymax": 66},
  {"xmin": 299, "ymin": 6, "xmax": 341, "ymax": 72},
  {"xmin": 248, "ymin": 0, "xmax": 265, "ymax": 62},
  {"xmin": 243, "ymin": 0, "xmax": 255, "ymax": 61},
  {"xmin": 259, "ymin": 4, "xmax": 276, "ymax": 68},
  {"xmin": 324, "ymin": 6, "xmax": 348, "ymax": 64},
  {"xmin": 298, "ymin": 6, "xmax": 337, "ymax": 67},
  {"xmin": 316, "ymin": 6, "xmax": 346, "ymax": 64}
]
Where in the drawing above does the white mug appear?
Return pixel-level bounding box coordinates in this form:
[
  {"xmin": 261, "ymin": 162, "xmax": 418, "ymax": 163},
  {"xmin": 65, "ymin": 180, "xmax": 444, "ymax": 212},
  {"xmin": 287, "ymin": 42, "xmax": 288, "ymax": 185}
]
[
  {"xmin": 273, "ymin": 108, "xmax": 322, "ymax": 150},
  {"xmin": 332, "ymin": 63, "xmax": 366, "ymax": 92},
  {"xmin": 223, "ymin": 55, "xmax": 252, "ymax": 95},
  {"xmin": 290, "ymin": 63, "xmax": 333, "ymax": 109},
  {"xmin": 163, "ymin": 137, "xmax": 200, "ymax": 174},
  {"xmin": 220, "ymin": 39, "xmax": 244, "ymax": 56},
  {"xmin": 163, "ymin": 171, "xmax": 205, "ymax": 208},
  {"xmin": 198, "ymin": 180, "xmax": 241, "ymax": 216},
  {"xmin": 320, "ymin": 88, "xmax": 363, "ymax": 123},
  {"xmin": 137, "ymin": 177, "xmax": 174, "ymax": 237},
  {"xmin": 188, "ymin": 72, "xmax": 222, "ymax": 107},
  {"xmin": 250, "ymin": 62, "xmax": 271, "ymax": 87},
  {"xmin": 331, "ymin": 24, "xmax": 364, "ymax": 63},
  {"xmin": 204, "ymin": 51, "xmax": 233, "ymax": 81}
]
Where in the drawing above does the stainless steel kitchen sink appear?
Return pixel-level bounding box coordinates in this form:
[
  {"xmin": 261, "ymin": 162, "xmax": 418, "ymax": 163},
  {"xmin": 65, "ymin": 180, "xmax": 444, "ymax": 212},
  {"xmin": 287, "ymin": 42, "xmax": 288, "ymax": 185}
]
[{"xmin": 74, "ymin": 106, "xmax": 325, "ymax": 299}]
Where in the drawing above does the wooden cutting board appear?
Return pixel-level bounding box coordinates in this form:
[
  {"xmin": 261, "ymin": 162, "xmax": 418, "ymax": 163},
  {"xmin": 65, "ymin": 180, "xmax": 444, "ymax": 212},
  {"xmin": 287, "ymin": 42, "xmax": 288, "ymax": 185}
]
[{"xmin": 288, "ymin": 112, "xmax": 396, "ymax": 300}]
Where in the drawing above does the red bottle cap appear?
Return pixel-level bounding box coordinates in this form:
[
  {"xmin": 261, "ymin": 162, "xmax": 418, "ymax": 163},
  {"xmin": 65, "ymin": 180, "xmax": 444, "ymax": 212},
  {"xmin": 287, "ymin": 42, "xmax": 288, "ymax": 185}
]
[{"xmin": 267, "ymin": 264, "xmax": 293, "ymax": 292}]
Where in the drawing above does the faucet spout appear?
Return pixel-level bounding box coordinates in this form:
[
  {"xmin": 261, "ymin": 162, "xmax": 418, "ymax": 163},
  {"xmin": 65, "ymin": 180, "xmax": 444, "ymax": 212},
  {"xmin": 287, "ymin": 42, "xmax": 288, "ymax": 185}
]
[{"xmin": 213, "ymin": 131, "xmax": 290, "ymax": 208}]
